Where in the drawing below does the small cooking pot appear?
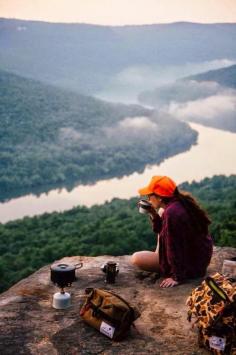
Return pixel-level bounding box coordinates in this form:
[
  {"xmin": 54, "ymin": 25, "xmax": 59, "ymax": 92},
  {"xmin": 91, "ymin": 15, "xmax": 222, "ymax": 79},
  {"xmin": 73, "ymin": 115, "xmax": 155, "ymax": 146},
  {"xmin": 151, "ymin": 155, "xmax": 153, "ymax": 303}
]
[{"xmin": 50, "ymin": 262, "xmax": 83, "ymax": 288}]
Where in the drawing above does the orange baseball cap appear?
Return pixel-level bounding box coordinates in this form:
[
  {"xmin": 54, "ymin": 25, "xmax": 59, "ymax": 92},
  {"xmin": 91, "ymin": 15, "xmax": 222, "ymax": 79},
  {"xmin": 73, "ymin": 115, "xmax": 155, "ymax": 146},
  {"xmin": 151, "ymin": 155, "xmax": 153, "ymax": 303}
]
[{"xmin": 138, "ymin": 175, "xmax": 177, "ymax": 197}]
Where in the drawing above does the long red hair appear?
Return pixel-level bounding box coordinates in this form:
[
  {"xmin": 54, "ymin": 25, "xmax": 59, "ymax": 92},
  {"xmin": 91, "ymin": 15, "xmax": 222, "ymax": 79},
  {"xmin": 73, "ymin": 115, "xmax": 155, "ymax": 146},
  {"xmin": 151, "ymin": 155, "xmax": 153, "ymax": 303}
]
[{"xmin": 160, "ymin": 188, "xmax": 211, "ymax": 233}]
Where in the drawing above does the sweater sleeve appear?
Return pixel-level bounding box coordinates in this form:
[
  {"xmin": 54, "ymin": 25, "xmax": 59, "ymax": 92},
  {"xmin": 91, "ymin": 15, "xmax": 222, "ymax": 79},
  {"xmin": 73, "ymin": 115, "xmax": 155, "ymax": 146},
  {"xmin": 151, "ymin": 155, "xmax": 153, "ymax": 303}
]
[
  {"xmin": 149, "ymin": 213, "xmax": 162, "ymax": 234},
  {"xmin": 164, "ymin": 211, "xmax": 186, "ymax": 282}
]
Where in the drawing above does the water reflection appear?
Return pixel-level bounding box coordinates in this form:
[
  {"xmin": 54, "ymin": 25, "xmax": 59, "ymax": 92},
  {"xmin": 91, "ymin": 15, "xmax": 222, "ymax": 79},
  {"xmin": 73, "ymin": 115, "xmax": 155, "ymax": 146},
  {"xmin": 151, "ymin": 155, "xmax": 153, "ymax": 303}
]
[{"xmin": 0, "ymin": 122, "xmax": 236, "ymax": 223}]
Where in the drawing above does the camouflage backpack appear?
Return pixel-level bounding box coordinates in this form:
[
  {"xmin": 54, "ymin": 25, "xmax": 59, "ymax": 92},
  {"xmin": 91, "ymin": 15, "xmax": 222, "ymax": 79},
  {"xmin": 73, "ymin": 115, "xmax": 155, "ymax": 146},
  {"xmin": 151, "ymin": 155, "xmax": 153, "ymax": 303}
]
[{"xmin": 187, "ymin": 273, "xmax": 236, "ymax": 354}]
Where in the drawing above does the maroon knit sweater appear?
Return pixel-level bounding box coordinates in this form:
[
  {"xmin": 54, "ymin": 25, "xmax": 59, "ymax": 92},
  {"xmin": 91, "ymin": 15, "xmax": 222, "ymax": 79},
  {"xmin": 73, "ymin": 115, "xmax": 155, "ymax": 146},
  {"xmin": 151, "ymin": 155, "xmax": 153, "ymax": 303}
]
[{"xmin": 151, "ymin": 198, "xmax": 213, "ymax": 282}]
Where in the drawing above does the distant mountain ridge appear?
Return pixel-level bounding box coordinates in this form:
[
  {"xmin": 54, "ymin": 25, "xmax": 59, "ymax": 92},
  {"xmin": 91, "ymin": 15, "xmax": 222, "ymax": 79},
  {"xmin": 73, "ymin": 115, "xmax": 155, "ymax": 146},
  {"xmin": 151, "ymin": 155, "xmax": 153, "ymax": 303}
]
[
  {"xmin": 187, "ymin": 64, "xmax": 236, "ymax": 89},
  {"xmin": 1, "ymin": 18, "xmax": 236, "ymax": 94}
]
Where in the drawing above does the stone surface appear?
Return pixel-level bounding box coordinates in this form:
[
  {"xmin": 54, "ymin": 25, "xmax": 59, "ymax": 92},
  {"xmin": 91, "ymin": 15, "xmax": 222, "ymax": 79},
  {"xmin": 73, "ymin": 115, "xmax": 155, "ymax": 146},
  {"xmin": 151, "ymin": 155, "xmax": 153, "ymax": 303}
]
[{"xmin": 0, "ymin": 247, "xmax": 235, "ymax": 355}]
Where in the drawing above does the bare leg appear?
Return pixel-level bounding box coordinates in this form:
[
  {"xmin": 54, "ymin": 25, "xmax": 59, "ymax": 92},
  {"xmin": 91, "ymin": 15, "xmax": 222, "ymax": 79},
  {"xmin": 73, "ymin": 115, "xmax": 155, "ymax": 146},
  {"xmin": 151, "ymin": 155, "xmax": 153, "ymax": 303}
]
[{"xmin": 130, "ymin": 251, "xmax": 160, "ymax": 272}]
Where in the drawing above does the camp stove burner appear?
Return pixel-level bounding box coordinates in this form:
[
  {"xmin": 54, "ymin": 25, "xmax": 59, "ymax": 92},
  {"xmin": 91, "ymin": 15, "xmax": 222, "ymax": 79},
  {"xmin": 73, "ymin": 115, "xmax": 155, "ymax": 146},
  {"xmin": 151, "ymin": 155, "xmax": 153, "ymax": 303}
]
[{"xmin": 50, "ymin": 262, "xmax": 83, "ymax": 309}]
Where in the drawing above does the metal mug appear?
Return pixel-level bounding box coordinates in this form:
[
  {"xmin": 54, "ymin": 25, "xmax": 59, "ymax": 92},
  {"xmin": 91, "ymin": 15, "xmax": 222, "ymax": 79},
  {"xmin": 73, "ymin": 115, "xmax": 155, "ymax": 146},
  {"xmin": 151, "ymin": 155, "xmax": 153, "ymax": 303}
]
[
  {"xmin": 101, "ymin": 261, "xmax": 119, "ymax": 283},
  {"xmin": 138, "ymin": 199, "xmax": 152, "ymax": 214}
]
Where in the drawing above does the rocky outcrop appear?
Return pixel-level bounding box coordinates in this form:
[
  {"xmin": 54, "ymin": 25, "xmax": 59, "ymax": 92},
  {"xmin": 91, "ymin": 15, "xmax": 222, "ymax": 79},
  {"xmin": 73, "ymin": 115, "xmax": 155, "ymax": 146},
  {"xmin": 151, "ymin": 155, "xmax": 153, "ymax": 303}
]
[{"xmin": 0, "ymin": 247, "xmax": 235, "ymax": 355}]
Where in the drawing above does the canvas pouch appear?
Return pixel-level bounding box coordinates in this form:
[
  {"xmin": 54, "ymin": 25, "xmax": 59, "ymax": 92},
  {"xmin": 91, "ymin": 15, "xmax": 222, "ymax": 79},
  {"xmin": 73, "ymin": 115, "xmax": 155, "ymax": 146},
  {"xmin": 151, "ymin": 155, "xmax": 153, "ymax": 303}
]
[{"xmin": 80, "ymin": 287, "xmax": 140, "ymax": 341}]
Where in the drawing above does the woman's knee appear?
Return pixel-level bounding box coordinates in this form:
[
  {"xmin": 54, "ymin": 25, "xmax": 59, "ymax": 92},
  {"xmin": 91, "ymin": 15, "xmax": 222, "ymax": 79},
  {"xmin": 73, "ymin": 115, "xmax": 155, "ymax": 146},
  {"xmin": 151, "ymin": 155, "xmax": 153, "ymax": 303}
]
[
  {"xmin": 130, "ymin": 250, "xmax": 159, "ymax": 272},
  {"xmin": 131, "ymin": 251, "xmax": 152, "ymax": 267},
  {"xmin": 130, "ymin": 251, "xmax": 142, "ymax": 266}
]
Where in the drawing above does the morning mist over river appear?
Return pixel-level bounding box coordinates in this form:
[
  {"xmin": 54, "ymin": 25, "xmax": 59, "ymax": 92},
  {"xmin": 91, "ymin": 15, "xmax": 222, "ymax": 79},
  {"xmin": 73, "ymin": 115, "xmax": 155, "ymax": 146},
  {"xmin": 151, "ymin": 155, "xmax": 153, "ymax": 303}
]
[{"xmin": 1, "ymin": 122, "xmax": 236, "ymax": 223}]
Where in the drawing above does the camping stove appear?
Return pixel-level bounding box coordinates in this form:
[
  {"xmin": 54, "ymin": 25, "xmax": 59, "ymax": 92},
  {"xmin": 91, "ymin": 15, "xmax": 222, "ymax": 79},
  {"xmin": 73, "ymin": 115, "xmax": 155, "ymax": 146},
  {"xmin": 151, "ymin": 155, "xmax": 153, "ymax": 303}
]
[{"xmin": 50, "ymin": 262, "xmax": 82, "ymax": 309}]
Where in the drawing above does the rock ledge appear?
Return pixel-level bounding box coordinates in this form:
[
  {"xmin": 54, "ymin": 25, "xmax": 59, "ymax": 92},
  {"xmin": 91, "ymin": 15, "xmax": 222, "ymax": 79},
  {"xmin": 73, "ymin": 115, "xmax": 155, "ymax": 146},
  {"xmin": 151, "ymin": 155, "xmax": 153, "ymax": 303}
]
[{"xmin": 0, "ymin": 247, "xmax": 235, "ymax": 355}]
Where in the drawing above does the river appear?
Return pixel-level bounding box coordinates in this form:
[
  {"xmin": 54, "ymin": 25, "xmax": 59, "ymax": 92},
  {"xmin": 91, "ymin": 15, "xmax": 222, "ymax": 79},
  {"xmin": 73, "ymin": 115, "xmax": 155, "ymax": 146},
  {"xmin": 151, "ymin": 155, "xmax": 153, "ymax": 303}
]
[{"xmin": 0, "ymin": 122, "xmax": 236, "ymax": 223}]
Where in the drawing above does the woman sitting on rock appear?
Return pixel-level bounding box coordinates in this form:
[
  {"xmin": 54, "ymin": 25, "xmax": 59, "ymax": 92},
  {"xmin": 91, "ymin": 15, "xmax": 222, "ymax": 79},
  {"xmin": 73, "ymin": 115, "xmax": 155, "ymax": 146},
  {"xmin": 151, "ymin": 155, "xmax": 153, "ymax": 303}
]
[{"xmin": 131, "ymin": 175, "xmax": 213, "ymax": 288}]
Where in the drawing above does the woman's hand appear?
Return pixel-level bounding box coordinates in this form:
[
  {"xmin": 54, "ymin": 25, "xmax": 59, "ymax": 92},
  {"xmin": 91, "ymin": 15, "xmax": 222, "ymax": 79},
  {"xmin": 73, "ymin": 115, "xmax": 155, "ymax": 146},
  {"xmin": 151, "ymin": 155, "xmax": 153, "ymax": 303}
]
[
  {"xmin": 160, "ymin": 277, "xmax": 179, "ymax": 288},
  {"xmin": 148, "ymin": 206, "xmax": 158, "ymax": 219}
]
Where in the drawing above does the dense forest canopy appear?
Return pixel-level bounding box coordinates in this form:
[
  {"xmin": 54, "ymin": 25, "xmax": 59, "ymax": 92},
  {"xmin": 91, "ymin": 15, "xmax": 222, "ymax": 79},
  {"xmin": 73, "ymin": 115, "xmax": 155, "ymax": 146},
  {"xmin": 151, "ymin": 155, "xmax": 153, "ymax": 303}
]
[
  {"xmin": 0, "ymin": 175, "xmax": 235, "ymax": 293},
  {"xmin": 0, "ymin": 69, "xmax": 197, "ymax": 201}
]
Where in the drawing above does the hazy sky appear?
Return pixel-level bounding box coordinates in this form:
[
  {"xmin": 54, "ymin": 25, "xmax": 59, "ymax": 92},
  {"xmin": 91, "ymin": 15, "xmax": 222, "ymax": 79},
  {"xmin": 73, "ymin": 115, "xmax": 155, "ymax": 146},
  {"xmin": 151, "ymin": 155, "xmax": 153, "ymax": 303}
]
[{"xmin": 0, "ymin": 0, "xmax": 236, "ymax": 25}]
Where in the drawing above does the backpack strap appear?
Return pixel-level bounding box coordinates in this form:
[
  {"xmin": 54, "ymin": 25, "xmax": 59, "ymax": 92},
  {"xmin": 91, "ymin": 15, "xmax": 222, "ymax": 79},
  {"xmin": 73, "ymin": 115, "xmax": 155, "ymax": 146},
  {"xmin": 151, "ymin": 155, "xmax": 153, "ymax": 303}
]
[
  {"xmin": 205, "ymin": 276, "xmax": 231, "ymax": 304},
  {"xmin": 205, "ymin": 276, "xmax": 234, "ymax": 331}
]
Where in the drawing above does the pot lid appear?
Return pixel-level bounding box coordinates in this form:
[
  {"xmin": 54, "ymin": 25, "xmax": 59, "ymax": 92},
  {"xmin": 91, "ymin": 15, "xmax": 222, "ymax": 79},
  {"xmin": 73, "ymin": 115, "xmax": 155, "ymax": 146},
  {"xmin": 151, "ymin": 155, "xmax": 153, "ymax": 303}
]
[{"xmin": 50, "ymin": 263, "xmax": 75, "ymax": 272}]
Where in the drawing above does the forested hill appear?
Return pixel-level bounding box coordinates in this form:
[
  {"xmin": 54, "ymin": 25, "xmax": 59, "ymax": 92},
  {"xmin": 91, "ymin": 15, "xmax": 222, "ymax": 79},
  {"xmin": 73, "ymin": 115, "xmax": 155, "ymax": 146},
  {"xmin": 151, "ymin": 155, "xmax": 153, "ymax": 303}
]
[
  {"xmin": 138, "ymin": 63, "xmax": 236, "ymax": 133},
  {"xmin": 188, "ymin": 64, "xmax": 236, "ymax": 89},
  {"xmin": 0, "ymin": 174, "xmax": 235, "ymax": 293},
  {"xmin": 0, "ymin": 69, "xmax": 197, "ymax": 201},
  {"xmin": 1, "ymin": 18, "xmax": 236, "ymax": 94},
  {"xmin": 138, "ymin": 64, "xmax": 236, "ymax": 109}
]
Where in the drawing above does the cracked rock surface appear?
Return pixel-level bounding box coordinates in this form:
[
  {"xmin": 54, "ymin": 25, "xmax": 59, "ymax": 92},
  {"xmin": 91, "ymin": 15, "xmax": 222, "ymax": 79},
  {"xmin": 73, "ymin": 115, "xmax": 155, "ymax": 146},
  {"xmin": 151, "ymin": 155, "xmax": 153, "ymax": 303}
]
[{"xmin": 0, "ymin": 247, "xmax": 235, "ymax": 354}]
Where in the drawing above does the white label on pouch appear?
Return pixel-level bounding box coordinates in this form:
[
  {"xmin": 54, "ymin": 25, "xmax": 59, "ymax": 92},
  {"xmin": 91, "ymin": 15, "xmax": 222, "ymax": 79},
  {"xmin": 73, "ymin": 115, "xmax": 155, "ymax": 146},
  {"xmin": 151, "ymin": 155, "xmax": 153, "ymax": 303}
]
[
  {"xmin": 209, "ymin": 336, "xmax": 226, "ymax": 351},
  {"xmin": 100, "ymin": 321, "xmax": 115, "ymax": 339}
]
